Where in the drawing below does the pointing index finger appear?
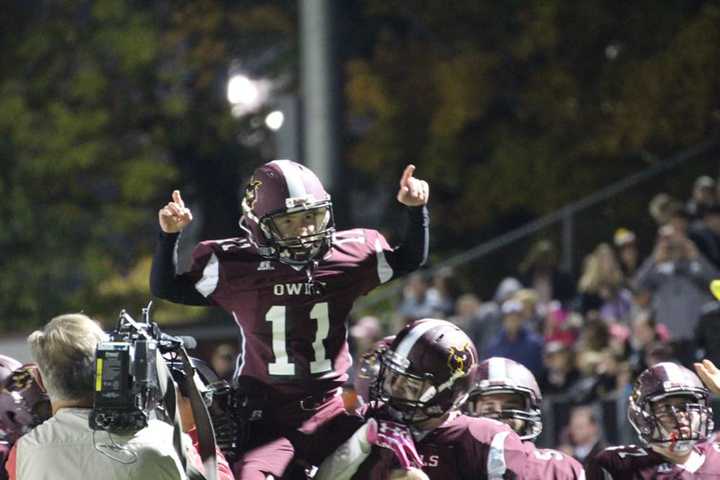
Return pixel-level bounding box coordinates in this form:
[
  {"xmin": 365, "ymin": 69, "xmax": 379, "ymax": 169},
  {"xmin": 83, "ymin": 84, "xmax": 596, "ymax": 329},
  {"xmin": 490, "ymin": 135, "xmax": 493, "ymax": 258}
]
[
  {"xmin": 400, "ymin": 164, "xmax": 415, "ymax": 188},
  {"xmin": 172, "ymin": 190, "xmax": 185, "ymax": 208}
]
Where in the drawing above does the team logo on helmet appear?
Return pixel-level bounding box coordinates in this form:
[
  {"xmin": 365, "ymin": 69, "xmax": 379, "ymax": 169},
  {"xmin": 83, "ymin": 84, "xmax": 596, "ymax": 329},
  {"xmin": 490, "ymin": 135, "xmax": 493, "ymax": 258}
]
[
  {"xmin": 447, "ymin": 344, "xmax": 474, "ymax": 376},
  {"xmin": 8, "ymin": 368, "xmax": 34, "ymax": 391},
  {"xmin": 243, "ymin": 178, "xmax": 263, "ymax": 211}
]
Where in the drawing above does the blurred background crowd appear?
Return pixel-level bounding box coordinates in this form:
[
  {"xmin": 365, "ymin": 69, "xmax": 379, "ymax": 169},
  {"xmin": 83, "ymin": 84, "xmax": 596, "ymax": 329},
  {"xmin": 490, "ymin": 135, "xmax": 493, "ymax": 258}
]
[{"xmin": 335, "ymin": 172, "xmax": 720, "ymax": 463}]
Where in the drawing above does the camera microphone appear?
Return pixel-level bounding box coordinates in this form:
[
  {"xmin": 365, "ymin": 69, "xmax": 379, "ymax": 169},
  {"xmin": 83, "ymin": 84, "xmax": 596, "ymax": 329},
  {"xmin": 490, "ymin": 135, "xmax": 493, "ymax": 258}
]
[{"xmin": 159, "ymin": 333, "xmax": 197, "ymax": 351}]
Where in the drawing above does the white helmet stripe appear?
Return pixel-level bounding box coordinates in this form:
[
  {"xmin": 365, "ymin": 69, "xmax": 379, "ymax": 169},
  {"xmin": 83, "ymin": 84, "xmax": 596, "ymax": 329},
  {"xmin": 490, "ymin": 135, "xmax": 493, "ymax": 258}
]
[
  {"xmin": 488, "ymin": 357, "xmax": 507, "ymax": 381},
  {"xmin": 394, "ymin": 319, "xmax": 448, "ymax": 361},
  {"xmin": 271, "ymin": 159, "xmax": 307, "ymax": 198}
]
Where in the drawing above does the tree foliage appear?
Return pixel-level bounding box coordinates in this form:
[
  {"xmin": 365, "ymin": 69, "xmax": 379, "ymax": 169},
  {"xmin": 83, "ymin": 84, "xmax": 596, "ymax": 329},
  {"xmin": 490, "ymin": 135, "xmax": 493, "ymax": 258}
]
[
  {"xmin": 344, "ymin": 1, "xmax": 720, "ymax": 238},
  {"xmin": 0, "ymin": 0, "xmax": 295, "ymax": 330}
]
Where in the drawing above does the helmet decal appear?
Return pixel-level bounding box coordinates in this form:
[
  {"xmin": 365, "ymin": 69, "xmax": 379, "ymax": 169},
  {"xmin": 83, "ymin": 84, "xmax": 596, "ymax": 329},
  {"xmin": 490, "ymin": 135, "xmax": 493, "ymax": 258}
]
[
  {"xmin": 447, "ymin": 344, "xmax": 474, "ymax": 377},
  {"xmin": 242, "ymin": 178, "xmax": 263, "ymax": 218}
]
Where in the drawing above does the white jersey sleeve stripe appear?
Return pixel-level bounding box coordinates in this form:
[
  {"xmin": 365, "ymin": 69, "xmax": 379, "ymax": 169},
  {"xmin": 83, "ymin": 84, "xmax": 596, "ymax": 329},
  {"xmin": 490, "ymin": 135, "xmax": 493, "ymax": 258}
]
[
  {"xmin": 487, "ymin": 431, "xmax": 509, "ymax": 479},
  {"xmin": 375, "ymin": 239, "xmax": 394, "ymax": 284},
  {"xmin": 232, "ymin": 313, "xmax": 247, "ymax": 379},
  {"xmin": 194, "ymin": 252, "xmax": 219, "ymax": 297}
]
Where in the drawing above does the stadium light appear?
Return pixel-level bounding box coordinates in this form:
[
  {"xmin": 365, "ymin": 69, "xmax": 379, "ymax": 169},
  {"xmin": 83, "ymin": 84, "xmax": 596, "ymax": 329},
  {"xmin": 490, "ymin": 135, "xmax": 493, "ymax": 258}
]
[
  {"xmin": 265, "ymin": 110, "xmax": 285, "ymax": 131},
  {"xmin": 227, "ymin": 74, "xmax": 270, "ymax": 116}
]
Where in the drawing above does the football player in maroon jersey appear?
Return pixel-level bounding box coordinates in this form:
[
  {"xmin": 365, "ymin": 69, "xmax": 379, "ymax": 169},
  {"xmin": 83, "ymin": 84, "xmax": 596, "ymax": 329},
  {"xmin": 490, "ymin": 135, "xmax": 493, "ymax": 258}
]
[
  {"xmin": 587, "ymin": 362, "xmax": 720, "ymax": 479},
  {"xmin": 315, "ymin": 319, "xmax": 530, "ymax": 480},
  {"xmin": 464, "ymin": 357, "xmax": 585, "ymax": 479},
  {"xmin": 150, "ymin": 160, "xmax": 429, "ymax": 479}
]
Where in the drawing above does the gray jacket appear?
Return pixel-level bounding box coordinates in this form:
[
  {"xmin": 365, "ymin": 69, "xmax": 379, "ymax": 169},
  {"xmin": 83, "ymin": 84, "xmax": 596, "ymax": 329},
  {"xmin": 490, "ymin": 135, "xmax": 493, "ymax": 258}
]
[{"xmin": 634, "ymin": 254, "xmax": 718, "ymax": 340}]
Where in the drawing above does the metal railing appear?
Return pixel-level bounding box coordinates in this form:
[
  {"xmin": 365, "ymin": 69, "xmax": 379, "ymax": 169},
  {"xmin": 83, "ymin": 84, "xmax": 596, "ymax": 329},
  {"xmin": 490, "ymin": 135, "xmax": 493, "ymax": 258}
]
[{"xmin": 356, "ymin": 139, "xmax": 718, "ymax": 312}]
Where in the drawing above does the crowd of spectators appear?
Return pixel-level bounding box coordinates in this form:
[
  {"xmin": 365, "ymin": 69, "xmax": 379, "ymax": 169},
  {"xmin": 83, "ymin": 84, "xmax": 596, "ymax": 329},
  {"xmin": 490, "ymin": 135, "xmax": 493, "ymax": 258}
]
[{"xmin": 346, "ymin": 173, "xmax": 720, "ymax": 453}]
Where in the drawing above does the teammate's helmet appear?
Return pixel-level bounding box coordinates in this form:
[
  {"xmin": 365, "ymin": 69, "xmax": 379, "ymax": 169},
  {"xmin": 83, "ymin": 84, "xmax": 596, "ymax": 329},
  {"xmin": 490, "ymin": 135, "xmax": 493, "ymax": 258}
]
[
  {"xmin": 0, "ymin": 361, "xmax": 51, "ymax": 442},
  {"xmin": 0, "ymin": 355, "xmax": 21, "ymax": 385},
  {"xmin": 465, "ymin": 357, "xmax": 543, "ymax": 441},
  {"xmin": 239, "ymin": 160, "xmax": 334, "ymax": 266},
  {"xmin": 374, "ymin": 319, "xmax": 478, "ymax": 425},
  {"xmin": 354, "ymin": 336, "xmax": 395, "ymax": 405},
  {"xmin": 628, "ymin": 362, "xmax": 713, "ymax": 452}
]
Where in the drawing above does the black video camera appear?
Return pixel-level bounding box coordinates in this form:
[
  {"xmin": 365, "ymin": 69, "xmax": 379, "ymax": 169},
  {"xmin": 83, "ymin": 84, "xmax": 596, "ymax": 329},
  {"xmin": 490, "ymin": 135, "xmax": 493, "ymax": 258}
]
[{"xmin": 89, "ymin": 303, "xmax": 190, "ymax": 433}]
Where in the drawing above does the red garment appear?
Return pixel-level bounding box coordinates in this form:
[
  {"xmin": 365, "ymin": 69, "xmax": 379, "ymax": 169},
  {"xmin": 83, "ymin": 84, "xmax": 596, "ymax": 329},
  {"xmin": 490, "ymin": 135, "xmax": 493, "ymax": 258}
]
[
  {"xmin": 5, "ymin": 445, "xmax": 15, "ymax": 480},
  {"xmin": 187, "ymin": 427, "xmax": 235, "ymax": 480}
]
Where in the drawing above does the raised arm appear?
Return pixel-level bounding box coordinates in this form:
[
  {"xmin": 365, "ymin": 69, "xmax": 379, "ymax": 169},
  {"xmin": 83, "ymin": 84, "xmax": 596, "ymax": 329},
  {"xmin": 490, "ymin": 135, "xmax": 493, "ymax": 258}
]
[
  {"xmin": 386, "ymin": 165, "xmax": 430, "ymax": 275},
  {"xmin": 150, "ymin": 190, "xmax": 211, "ymax": 306}
]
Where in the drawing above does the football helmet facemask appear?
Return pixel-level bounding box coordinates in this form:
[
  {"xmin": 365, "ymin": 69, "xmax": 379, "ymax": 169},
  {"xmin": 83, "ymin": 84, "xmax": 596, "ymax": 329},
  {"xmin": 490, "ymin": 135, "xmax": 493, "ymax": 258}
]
[
  {"xmin": 628, "ymin": 362, "xmax": 713, "ymax": 454},
  {"xmin": 240, "ymin": 160, "xmax": 334, "ymax": 266},
  {"xmin": 354, "ymin": 336, "xmax": 395, "ymax": 405},
  {"xmin": 464, "ymin": 357, "xmax": 543, "ymax": 441}
]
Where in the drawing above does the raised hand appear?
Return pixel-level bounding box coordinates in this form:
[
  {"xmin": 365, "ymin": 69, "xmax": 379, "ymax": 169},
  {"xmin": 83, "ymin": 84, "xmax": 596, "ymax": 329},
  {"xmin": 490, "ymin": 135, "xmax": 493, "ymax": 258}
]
[
  {"xmin": 368, "ymin": 418, "xmax": 424, "ymax": 470},
  {"xmin": 695, "ymin": 359, "xmax": 720, "ymax": 395},
  {"xmin": 158, "ymin": 190, "xmax": 193, "ymax": 233},
  {"xmin": 396, "ymin": 165, "xmax": 430, "ymax": 207}
]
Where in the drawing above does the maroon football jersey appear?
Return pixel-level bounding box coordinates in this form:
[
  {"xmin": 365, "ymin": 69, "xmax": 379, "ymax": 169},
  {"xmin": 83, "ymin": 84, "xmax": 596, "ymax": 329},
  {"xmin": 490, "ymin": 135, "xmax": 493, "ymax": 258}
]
[
  {"xmin": 586, "ymin": 442, "xmax": 720, "ymax": 479},
  {"xmin": 522, "ymin": 442, "xmax": 585, "ymax": 479},
  {"xmin": 352, "ymin": 414, "xmax": 528, "ymax": 479},
  {"xmin": 187, "ymin": 228, "xmax": 395, "ymax": 397}
]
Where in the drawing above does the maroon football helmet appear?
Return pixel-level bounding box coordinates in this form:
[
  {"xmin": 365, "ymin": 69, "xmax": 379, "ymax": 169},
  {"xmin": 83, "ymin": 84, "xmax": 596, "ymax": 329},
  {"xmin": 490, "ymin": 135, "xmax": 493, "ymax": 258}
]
[
  {"xmin": 0, "ymin": 361, "xmax": 51, "ymax": 442},
  {"xmin": 465, "ymin": 357, "xmax": 543, "ymax": 441},
  {"xmin": 628, "ymin": 362, "xmax": 713, "ymax": 453},
  {"xmin": 354, "ymin": 336, "xmax": 395, "ymax": 405},
  {"xmin": 239, "ymin": 160, "xmax": 335, "ymax": 266},
  {"xmin": 374, "ymin": 319, "xmax": 478, "ymax": 425},
  {"xmin": 0, "ymin": 355, "xmax": 21, "ymax": 385}
]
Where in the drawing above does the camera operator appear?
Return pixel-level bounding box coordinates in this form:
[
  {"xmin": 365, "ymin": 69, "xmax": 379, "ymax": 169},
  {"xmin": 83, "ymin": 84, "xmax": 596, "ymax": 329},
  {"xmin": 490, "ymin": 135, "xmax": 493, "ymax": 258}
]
[{"xmin": 5, "ymin": 313, "xmax": 232, "ymax": 480}]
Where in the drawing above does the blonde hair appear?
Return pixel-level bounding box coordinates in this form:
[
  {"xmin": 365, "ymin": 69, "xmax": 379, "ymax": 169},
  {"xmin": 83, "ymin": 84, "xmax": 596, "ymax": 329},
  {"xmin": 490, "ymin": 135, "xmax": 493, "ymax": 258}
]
[
  {"xmin": 578, "ymin": 243, "xmax": 623, "ymax": 294},
  {"xmin": 28, "ymin": 313, "xmax": 105, "ymax": 402}
]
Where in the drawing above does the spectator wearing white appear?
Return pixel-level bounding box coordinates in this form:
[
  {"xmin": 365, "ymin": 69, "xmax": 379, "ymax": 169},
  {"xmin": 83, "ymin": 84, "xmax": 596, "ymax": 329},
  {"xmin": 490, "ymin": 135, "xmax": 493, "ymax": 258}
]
[{"xmin": 6, "ymin": 314, "xmax": 200, "ymax": 480}]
